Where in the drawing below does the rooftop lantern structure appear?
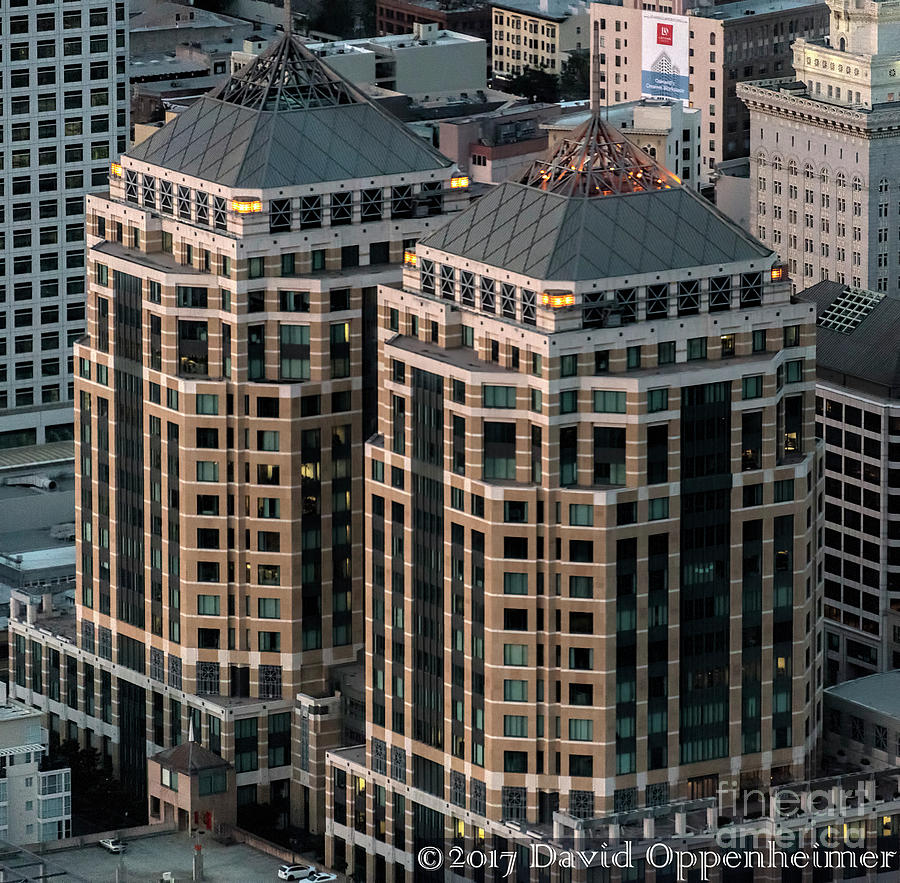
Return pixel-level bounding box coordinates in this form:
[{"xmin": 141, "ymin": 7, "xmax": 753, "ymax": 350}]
[
  {"xmin": 215, "ymin": 31, "xmax": 363, "ymax": 111},
  {"xmin": 519, "ymin": 113, "xmax": 681, "ymax": 196}
]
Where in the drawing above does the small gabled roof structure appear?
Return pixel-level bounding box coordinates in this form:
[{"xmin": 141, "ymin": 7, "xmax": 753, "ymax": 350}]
[
  {"xmin": 152, "ymin": 741, "xmax": 230, "ymax": 776},
  {"xmin": 421, "ymin": 114, "xmax": 770, "ymax": 280},
  {"xmin": 127, "ymin": 31, "xmax": 452, "ymax": 189}
]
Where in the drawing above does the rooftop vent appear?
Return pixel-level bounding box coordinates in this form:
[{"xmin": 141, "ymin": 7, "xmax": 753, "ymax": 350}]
[{"xmin": 5, "ymin": 473, "xmax": 57, "ymax": 491}]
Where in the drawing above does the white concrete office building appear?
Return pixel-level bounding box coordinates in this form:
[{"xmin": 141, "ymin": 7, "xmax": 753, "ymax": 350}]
[
  {"xmin": 305, "ymin": 22, "xmax": 487, "ymax": 95},
  {"xmin": 0, "ymin": 689, "xmax": 72, "ymax": 844},
  {"xmin": 0, "ymin": 0, "xmax": 129, "ymax": 450}
]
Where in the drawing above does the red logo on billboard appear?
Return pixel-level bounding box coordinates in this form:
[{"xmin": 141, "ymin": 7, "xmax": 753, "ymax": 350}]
[{"xmin": 657, "ymin": 23, "xmax": 673, "ymax": 45}]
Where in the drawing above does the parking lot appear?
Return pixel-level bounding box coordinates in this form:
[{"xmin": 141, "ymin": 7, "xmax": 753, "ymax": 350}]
[{"xmin": 53, "ymin": 830, "xmax": 287, "ymax": 882}]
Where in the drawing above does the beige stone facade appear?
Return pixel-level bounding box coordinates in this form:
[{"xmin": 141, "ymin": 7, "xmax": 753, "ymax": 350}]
[
  {"xmin": 325, "ymin": 118, "xmax": 825, "ymax": 882},
  {"xmin": 9, "ymin": 33, "xmax": 468, "ymax": 836}
]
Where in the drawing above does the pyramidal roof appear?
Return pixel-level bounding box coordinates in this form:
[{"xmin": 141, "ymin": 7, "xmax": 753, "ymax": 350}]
[
  {"xmin": 420, "ymin": 112, "xmax": 771, "ymax": 281},
  {"xmin": 519, "ymin": 114, "xmax": 681, "ymax": 196},
  {"xmin": 213, "ymin": 30, "xmax": 362, "ymax": 111},
  {"xmin": 127, "ymin": 32, "xmax": 452, "ymax": 189}
]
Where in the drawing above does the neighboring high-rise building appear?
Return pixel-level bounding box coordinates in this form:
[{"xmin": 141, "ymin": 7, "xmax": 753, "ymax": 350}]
[
  {"xmin": 9, "ymin": 31, "xmax": 468, "ymax": 835},
  {"xmin": 325, "ymin": 115, "xmax": 824, "ymax": 881},
  {"xmin": 797, "ymin": 281, "xmax": 900, "ymax": 684},
  {"xmin": 590, "ymin": 0, "xmax": 829, "ymax": 173},
  {"xmin": 0, "ymin": 0, "xmax": 129, "ymax": 449},
  {"xmin": 740, "ymin": 0, "xmax": 900, "ymax": 296}
]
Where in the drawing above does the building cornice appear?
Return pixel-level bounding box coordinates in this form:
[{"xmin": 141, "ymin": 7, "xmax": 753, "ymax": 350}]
[{"xmin": 738, "ymin": 80, "xmax": 900, "ymax": 136}]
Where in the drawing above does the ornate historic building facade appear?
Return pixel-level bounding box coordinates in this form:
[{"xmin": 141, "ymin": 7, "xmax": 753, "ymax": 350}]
[{"xmin": 741, "ymin": 0, "xmax": 900, "ymax": 295}]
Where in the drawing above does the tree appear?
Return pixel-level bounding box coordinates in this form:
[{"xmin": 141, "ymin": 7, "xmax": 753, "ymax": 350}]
[
  {"xmin": 504, "ymin": 68, "xmax": 559, "ymax": 104},
  {"xmin": 560, "ymin": 49, "xmax": 590, "ymax": 100},
  {"xmin": 311, "ymin": 0, "xmax": 355, "ymax": 38}
]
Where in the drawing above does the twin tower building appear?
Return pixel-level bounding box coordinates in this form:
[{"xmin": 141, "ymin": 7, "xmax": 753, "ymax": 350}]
[{"xmin": 10, "ymin": 28, "xmax": 823, "ymax": 882}]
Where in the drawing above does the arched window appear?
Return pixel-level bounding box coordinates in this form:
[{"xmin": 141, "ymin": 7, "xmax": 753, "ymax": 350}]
[
  {"xmin": 772, "ymin": 155, "xmax": 783, "ymax": 171},
  {"xmin": 836, "ymin": 171, "xmax": 846, "ymax": 188},
  {"xmin": 819, "ymin": 167, "xmax": 829, "ymax": 185},
  {"xmin": 878, "ymin": 178, "xmax": 889, "ymax": 193},
  {"xmin": 804, "ymin": 163, "xmax": 814, "ymax": 179},
  {"xmin": 756, "ymin": 150, "xmax": 767, "ymax": 167},
  {"xmin": 852, "ymin": 175, "xmax": 863, "ymax": 192},
  {"xmin": 788, "ymin": 160, "xmax": 798, "ymax": 177}
]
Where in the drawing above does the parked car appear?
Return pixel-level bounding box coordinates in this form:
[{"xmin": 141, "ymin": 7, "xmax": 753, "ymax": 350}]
[
  {"xmin": 99, "ymin": 839, "xmax": 126, "ymax": 854},
  {"xmin": 277, "ymin": 866, "xmax": 316, "ymax": 881},
  {"xmin": 307, "ymin": 874, "xmax": 337, "ymax": 882}
]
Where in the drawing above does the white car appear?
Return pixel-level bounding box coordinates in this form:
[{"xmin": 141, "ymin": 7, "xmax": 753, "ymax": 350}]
[
  {"xmin": 307, "ymin": 874, "xmax": 337, "ymax": 883},
  {"xmin": 98, "ymin": 838, "xmax": 126, "ymax": 854},
  {"xmin": 277, "ymin": 867, "xmax": 316, "ymax": 881}
]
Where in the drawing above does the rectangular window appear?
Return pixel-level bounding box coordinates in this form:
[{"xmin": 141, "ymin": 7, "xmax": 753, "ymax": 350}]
[
  {"xmin": 503, "ymin": 573, "xmax": 528, "ymax": 595},
  {"xmin": 258, "ymin": 598, "xmax": 280, "ymax": 618},
  {"xmin": 569, "ymin": 719, "xmax": 593, "ymax": 741},
  {"xmin": 504, "ymin": 680, "xmax": 527, "ymax": 702},
  {"xmin": 196, "ymin": 394, "xmax": 218, "ymax": 415},
  {"xmin": 503, "ymin": 644, "xmax": 528, "ymax": 666},
  {"xmin": 774, "ymin": 479, "xmax": 794, "ymax": 502},
  {"xmin": 196, "ymin": 461, "xmax": 219, "ymax": 482},
  {"xmin": 742, "ymin": 375, "xmax": 763, "ymax": 399},
  {"xmin": 569, "ymin": 576, "xmax": 593, "ymax": 598},
  {"xmin": 280, "ymin": 324, "xmax": 310, "ymax": 380},
  {"xmin": 569, "ymin": 504, "xmax": 593, "ymax": 526},
  {"xmin": 593, "ymin": 390, "xmax": 626, "ymax": 413},
  {"xmin": 687, "ymin": 337, "xmax": 707, "ymax": 360},
  {"xmin": 197, "ymin": 595, "xmax": 220, "ymax": 615},
  {"xmin": 648, "ymin": 388, "xmax": 668, "ymax": 412},
  {"xmin": 504, "ymin": 716, "xmax": 528, "ymax": 738},
  {"xmin": 483, "ymin": 385, "xmax": 516, "ymax": 408},
  {"xmin": 657, "ymin": 341, "xmax": 676, "ymax": 365}
]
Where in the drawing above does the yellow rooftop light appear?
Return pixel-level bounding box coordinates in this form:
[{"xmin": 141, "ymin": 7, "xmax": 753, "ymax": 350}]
[
  {"xmin": 450, "ymin": 176, "xmax": 470, "ymax": 189},
  {"xmin": 541, "ymin": 291, "xmax": 575, "ymax": 309},
  {"xmin": 771, "ymin": 265, "xmax": 784, "ymax": 280},
  {"xmin": 232, "ymin": 198, "xmax": 262, "ymax": 213},
  {"xmin": 110, "ymin": 163, "xmax": 123, "ymax": 178},
  {"xmin": 403, "ymin": 250, "xmax": 418, "ymax": 267}
]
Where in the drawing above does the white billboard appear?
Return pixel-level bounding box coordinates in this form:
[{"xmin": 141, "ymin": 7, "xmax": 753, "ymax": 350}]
[{"xmin": 641, "ymin": 11, "xmax": 690, "ymax": 104}]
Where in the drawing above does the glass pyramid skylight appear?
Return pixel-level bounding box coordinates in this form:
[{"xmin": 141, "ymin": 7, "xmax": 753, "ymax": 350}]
[
  {"xmin": 215, "ymin": 32, "xmax": 361, "ymax": 112},
  {"xmin": 520, "ymin": 113, "xmax": 681, "ymax": 197}
]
